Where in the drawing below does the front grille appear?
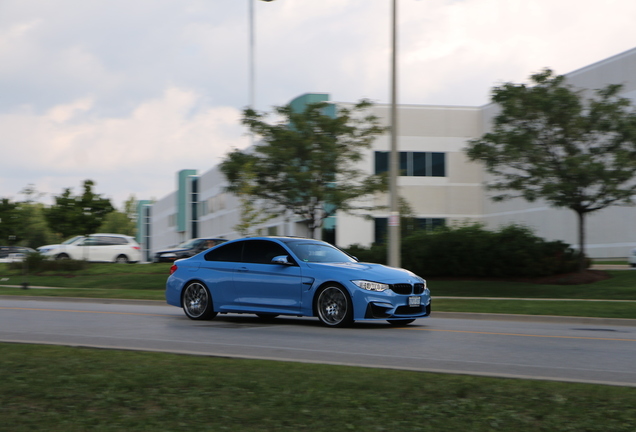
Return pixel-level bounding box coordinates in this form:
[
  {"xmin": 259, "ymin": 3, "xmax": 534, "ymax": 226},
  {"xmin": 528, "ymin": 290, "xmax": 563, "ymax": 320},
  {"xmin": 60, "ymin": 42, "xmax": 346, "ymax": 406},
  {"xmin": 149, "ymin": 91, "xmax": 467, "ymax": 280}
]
[
  {"xmin": 395, "ymin": 305, "xmax": 425, "ymax": 315},
  {"xmin": 414, "ymin": 283, "xmax": 425, "ymax": 294},
  {"xmin": 390, "ymin": 283, "xmax": 412, "ymax": 295}
]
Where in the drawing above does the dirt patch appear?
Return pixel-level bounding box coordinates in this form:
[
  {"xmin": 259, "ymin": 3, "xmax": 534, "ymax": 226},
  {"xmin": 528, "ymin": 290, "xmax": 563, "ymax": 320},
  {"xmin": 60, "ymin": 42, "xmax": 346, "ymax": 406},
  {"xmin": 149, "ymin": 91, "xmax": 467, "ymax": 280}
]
[{"xmin": 531, "ymin": 270, "xmax": 611, "ymax": 285}]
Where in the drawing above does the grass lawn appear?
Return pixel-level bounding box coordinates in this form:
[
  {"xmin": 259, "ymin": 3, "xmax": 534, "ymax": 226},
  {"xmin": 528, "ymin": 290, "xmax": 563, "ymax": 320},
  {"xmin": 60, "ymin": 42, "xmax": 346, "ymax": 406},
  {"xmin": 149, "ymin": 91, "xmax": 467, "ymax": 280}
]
[
  {"xmin": 2, "ymin": 263, "xmax": 636, "ymax": 319},
  {"xmin": 2, "ymin": 343, "xmax": 635, "ymax": 432}
]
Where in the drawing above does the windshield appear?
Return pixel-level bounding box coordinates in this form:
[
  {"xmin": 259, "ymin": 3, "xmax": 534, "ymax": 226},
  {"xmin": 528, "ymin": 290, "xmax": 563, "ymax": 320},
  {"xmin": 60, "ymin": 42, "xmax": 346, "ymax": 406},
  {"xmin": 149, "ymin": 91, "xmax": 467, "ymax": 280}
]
[
  {"xmin": 177, "ymin": 239, "xmax": 199, "ymax": 248},
  {"xmin": 62, "ymin": 236, "xmax": 83, "ymax": 245},
  {"xmin": 286, "ymin": 241, "xmax": 357, "ymax": 264}
]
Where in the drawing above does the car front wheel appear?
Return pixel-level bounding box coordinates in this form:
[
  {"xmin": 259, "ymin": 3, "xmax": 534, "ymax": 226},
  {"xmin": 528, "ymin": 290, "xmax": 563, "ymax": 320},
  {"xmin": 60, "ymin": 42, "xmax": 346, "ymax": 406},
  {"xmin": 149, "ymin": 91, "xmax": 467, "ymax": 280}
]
[
  {"xmin": 316, "ymin": 285, "xmax": 353, "ymax": 327},
  {"xmin": 182, "ymin": 282, "xmax": 217, "ymax": 320}
]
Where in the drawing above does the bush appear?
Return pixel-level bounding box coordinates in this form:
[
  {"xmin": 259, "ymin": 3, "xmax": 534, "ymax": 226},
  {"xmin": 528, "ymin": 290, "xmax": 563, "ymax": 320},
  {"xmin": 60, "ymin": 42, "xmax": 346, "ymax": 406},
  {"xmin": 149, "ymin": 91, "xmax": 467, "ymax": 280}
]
[
  {"xmin": 8, "ymin": 252, "xmax": 88, "ymax": 272},
  {"xmin": 345, "ymin": 224, "xmax": 581, "ymax": 278},
  {"xmin": 344, "ymin": 243, "xmax": 387, "ymax": 265}
]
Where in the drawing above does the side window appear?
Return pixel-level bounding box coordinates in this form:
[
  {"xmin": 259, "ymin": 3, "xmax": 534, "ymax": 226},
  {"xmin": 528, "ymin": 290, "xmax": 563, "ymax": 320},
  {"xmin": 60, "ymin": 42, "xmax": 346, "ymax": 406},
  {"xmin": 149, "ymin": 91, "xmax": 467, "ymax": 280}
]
[
  {"xmin": 82, "ymin": 238, "xmax": 99, "ymax": 246},
  {"xmin": 242, "ymin": 240, "xmax": 290, "ymax": 264},
  {"xmin": 97, "ymin": 237, "xmax": 119, "ymax": 246},
  {"xmin": 204, "ymin": 241, "xmax": 243, "ymax": 262}
]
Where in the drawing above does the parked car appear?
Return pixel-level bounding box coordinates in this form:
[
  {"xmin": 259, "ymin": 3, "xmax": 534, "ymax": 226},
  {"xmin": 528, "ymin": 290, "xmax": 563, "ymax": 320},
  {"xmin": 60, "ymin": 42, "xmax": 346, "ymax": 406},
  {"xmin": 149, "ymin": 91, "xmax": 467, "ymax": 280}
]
[
  {"xmin": 165, "ymin": 236, "xmax": 431, "ymax": 327},
  {"xmin": 38, "ymin": 234, "xmax": 141, "ymax": 263},
  {"xmin": 0, "ymin": 246, "xmax": 36, "ymax": 263},
  {"xmin": 153, "ymin": 237, "xmax": 227, "ymax": 263},
  {"xmin": 630, "ymin": 248, "xmax": 636, "ymax": 268}
]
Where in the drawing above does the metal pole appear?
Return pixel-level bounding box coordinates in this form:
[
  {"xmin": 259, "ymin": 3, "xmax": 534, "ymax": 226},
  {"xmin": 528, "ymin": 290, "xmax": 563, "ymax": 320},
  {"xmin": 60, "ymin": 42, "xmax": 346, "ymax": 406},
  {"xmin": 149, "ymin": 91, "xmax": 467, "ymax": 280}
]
[
  {"xmin": 388, "ymin": 0, "xmax": 400, "ymax": 268},
  {"xmin": 249, "ymin": 0, "xmax": 255, "ymax": 110}
]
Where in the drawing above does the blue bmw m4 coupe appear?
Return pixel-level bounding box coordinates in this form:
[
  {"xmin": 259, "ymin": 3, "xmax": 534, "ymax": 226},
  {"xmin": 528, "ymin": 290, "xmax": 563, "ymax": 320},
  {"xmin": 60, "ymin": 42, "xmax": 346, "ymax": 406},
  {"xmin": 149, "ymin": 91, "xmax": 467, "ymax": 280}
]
[{"xmin": 166, "ymin": 236, "xmax": 431, "ymax": 327}]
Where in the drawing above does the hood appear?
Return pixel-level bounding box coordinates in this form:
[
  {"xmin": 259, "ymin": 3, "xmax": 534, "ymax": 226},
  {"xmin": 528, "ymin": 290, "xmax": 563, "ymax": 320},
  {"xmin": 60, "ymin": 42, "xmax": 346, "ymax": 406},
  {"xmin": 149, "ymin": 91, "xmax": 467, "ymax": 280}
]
[{"xmin": 304, "ymin": 261, "xmax": 424, "ymax": 283}]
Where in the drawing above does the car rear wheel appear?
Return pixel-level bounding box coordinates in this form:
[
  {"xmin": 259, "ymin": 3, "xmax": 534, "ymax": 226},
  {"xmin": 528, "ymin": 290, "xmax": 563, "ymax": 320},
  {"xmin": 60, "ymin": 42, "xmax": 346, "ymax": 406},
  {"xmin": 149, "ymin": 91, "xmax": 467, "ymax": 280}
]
[
  {"xmin": 115, "ymin": 254, "xmax": 129, "ymax": 264},
  {"xmin": 316, "ymin": 285, "xmax": 353, "ymax": 327},
  {"xmin": 387, "ymin": 319, "xmax": 416, "ymax": 326},
  {"xmin": 182, "ymin": 282, "xmax": 217, "ymax": 320}
]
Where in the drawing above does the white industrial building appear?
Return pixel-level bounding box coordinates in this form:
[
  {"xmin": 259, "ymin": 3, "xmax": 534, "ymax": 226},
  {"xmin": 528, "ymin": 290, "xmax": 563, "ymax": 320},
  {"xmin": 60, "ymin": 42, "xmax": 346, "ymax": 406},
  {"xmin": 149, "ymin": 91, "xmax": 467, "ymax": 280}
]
[{"xmin": 137, "ymin": 47, "xmax": 636, "ymax": 261}]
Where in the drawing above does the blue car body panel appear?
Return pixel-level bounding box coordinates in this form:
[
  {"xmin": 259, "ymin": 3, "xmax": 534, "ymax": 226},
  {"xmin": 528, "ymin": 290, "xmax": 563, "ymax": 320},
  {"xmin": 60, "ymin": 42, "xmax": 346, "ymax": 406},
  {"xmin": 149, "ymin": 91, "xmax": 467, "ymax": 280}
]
[{"xmin": 165, "ymin": 237, "xmax": 431, "ymax": 323}]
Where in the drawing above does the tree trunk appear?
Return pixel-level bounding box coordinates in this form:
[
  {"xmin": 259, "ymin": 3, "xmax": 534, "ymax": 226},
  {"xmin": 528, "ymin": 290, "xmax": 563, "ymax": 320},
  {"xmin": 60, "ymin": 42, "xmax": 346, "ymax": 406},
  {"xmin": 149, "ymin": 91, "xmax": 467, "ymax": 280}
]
[{"xmin": 576, "ymin": 210, "xmax": 586, "ymax": 273}]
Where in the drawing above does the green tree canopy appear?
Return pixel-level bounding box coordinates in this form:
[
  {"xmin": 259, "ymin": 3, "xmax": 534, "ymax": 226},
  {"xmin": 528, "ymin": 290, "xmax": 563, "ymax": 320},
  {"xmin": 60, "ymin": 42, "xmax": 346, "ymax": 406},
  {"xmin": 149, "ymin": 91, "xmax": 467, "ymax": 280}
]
[
  {"xmin": 220, "ymin": 99, "xmax": 388, "ymax": 238},
  {"xmin": 98, "ymin": 195, "xmax": 138, "ymax": 236},
  {"xmin": 466, "ymin": 69, "xmax": 636, "ymax": 271},
  {"xmin": 45, "ymin": 180, "xmax": 115, "ymax": 238},
  {"xmin": 0, "ymin": 198, "xmax": 19, "ymax": 245},
  {"xmin": 0, "ymin": 185, "xmax": 56, "ymax": 248}
]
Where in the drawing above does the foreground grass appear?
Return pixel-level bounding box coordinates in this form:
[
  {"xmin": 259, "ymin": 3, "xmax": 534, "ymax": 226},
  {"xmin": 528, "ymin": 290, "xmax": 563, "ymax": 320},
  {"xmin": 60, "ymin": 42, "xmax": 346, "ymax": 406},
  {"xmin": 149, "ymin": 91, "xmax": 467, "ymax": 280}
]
[
  {"xmin": 1, "ymin": 343, "xmax": 635, "ymax": 432},
  {"xmin": 0, "ymin": 262, "xmax": 171, "ymax": 290}
]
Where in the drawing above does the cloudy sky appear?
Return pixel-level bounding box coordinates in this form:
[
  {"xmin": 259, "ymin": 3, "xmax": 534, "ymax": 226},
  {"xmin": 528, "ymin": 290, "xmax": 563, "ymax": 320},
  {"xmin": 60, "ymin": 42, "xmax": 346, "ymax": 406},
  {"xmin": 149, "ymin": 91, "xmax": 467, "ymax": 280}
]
[{"xmin": 2, "ymin": 0, "xmax": 636, "ymax": 209}]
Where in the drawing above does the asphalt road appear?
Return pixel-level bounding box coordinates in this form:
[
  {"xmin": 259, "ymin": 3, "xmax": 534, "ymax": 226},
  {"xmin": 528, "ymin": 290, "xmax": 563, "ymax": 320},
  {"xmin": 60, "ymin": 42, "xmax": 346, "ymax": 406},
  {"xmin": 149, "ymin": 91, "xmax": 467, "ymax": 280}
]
[{"xmin": 2, "ymin": 297, "xmax": 636, "ymax": 387}]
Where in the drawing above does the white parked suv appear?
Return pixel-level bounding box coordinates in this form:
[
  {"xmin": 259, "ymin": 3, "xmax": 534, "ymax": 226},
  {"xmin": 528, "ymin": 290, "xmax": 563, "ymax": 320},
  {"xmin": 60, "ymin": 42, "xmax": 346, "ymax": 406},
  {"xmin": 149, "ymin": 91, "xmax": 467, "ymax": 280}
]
[
  {"xmin": 630, "ymin": 248, "xmax": 636, "ymax": 268},
  {"xmin": 38, "ymin": 234, "xmax": 141, "ymax": 263}
]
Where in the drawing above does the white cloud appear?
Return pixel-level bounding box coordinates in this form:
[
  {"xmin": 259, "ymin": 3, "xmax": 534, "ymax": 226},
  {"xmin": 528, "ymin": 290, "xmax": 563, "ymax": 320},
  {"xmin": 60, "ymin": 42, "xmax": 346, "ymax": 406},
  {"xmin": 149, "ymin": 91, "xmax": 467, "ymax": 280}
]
[
  {"xmin": 2, "ymin": 0, "xmax": 636, "ymax": 208},
  {"xmin": 0, "ymin": 88, "xmax": 249, "ymax": 207}
]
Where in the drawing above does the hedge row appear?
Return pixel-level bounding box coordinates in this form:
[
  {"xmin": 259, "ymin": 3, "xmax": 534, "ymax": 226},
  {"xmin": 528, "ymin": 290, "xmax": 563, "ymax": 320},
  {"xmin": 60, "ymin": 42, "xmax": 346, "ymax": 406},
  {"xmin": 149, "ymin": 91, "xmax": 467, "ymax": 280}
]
[
  {"xmin": 8, "ymin": 253, "xmax": 88, "ymax": 272},
  {"xmin": 344, "ymin": 224, "xmax": 582, "ymax": 278}
]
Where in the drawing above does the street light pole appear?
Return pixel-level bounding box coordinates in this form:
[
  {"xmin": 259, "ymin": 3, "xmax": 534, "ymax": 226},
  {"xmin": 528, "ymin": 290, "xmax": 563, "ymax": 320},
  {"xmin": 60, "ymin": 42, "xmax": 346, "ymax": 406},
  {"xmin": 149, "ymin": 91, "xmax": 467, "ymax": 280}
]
[
  {"xmin": 388, "ymin": 0, "xmax": 400, "ymax": 268},
  {"xmin": 249, "ymin": 0, "xmax": 276, "ymax": 110},
  {"xmin": 249, "ymin": 0, "xmax": 255, "ymax": 109}
]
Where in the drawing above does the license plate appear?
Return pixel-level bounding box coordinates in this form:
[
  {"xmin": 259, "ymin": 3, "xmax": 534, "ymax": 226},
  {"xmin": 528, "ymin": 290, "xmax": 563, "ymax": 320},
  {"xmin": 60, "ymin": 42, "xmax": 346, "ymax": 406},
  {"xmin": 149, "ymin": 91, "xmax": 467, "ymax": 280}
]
[{"xmin": 409, "ymin": 296, "xmax": 421, "ymax": 307}]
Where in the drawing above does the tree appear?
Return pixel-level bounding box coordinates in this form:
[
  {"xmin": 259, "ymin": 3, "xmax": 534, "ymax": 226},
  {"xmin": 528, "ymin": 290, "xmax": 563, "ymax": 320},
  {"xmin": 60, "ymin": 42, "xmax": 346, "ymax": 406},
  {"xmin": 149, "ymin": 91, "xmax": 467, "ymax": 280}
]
[
  {"xmin": 230, "ymin": 163, "xmax": 276, "ymax": 236},
  {"xmin": 220, "ymin": 99, "xmax": 388, "ymax": 238},
  {"xmin": 0, "ymin": 198, "xmax": 19, "ymax": 245},
  {"xmin": 466, "ymin": 69, "xmax": 636, "ymax": 271},
  {"xmin": 98, "ymin": 195, "xmax": 138, "ymax": 236},
  {"xmin": 45, "ymin": 180, "xmax": 115, "ymax": 238},
  {"xmin": 0, "ymin": 185, "xmax": 56, "ymax": 248}
]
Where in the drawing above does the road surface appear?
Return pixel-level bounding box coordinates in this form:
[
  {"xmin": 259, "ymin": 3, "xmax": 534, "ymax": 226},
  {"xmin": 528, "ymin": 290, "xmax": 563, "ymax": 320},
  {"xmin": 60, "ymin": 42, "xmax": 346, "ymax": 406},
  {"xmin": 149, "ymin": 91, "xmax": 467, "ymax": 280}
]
[{"xmin": 1, "ymin": 297, "xmax": 635, "ymax": 387}]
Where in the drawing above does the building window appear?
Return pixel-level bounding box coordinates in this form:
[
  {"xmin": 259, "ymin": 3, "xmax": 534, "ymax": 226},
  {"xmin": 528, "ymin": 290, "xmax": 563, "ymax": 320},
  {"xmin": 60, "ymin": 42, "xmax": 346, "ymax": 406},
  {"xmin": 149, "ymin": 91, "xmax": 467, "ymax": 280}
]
[
  {"xmin": 374, "ymin": 217, "xmax": 446, "ymax": 244},
  {"xmin": 190, "ymin": 177, "xmax": 198, "ymax": 238},
  {"xmin": 322, "ymin": 216, "xmax": 336, "ymax": 245},
  {"xmin": 375, "ymin": 151, "xmax": 446, "ymax": 177}
]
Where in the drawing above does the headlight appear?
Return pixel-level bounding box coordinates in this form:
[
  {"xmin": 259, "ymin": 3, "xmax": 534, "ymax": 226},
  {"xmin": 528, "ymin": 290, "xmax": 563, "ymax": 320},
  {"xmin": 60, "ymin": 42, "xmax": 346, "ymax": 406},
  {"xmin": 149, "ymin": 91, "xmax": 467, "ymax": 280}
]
[
  {"xmin": 160, "ymin": 253, "xmax": 177, "ymax": 258},
  {"xmin": 352, "ymin": 280, "xmax": 389, "ymax": 292}
]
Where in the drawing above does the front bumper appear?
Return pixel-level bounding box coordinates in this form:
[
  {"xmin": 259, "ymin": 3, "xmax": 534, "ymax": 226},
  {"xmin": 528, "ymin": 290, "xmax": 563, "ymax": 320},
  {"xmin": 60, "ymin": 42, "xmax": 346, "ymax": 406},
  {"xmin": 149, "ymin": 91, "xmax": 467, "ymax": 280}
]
[{"xmin": 364, "ymin": 299, "xmax": 431, "ymax": 319}]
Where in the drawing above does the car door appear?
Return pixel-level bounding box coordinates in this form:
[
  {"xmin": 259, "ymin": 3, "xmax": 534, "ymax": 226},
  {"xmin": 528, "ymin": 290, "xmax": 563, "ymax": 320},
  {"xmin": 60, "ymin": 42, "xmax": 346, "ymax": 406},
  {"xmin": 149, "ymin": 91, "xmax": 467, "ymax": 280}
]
[
  {"xmin": 233, "ymin": 239, "xmax": 303, "ymax": 313},
  {"xmin": 199, "ymin": 241, "xmax": 244, "ymax": 310},
  {"xmin": 88, "ymin": 236, "xmax": 114, "ymax": 262}
]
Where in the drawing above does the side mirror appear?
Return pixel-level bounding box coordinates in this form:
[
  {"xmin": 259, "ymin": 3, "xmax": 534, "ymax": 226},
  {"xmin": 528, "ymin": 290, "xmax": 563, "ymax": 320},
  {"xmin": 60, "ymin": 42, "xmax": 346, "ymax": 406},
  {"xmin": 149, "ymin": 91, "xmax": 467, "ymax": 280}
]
[{"xmin": 271, "ymin": 255, "xmax": 294, "ymax": 265}]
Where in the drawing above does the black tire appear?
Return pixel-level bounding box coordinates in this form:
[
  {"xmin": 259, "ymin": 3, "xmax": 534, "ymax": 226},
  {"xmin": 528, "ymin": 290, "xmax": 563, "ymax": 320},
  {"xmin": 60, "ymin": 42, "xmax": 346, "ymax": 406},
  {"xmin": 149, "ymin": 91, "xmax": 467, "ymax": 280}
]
[
  {"xmin": 56, "ymin": 253, "xmax": 69, "ymax": 260},
  {"xmin": 115, "ymin": 254, "xmax": 129, "ymax": 264},
  {"xmin": 387, "ymin": 319, "xmax": 416, "ymax": 326},
  {"xmin": 255, "ymin": 313, "xmax": 279, "ymax": 320},
  {"xmin": 182, "ymin": 282, "xmax": 217, "ymax": 320},
  {"xmin": 315, "ymin": 285, "xmax": 353, "ymax": 327}
]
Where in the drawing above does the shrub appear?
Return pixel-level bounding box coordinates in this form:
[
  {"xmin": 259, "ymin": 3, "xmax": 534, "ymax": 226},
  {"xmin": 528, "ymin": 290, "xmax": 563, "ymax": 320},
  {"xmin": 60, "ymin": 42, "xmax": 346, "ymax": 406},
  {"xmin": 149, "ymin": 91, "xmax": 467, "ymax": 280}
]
[
  {"xmin": 8, "ymin": 252, "xmax": 88, "ymax": 272},
  {"xmin": 346, "ymin": 223, "xmax": 581, "ymax": 278},
  {"xmin": 344, "ymin": 243, "xmax": 387, "ymax": 265}
]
